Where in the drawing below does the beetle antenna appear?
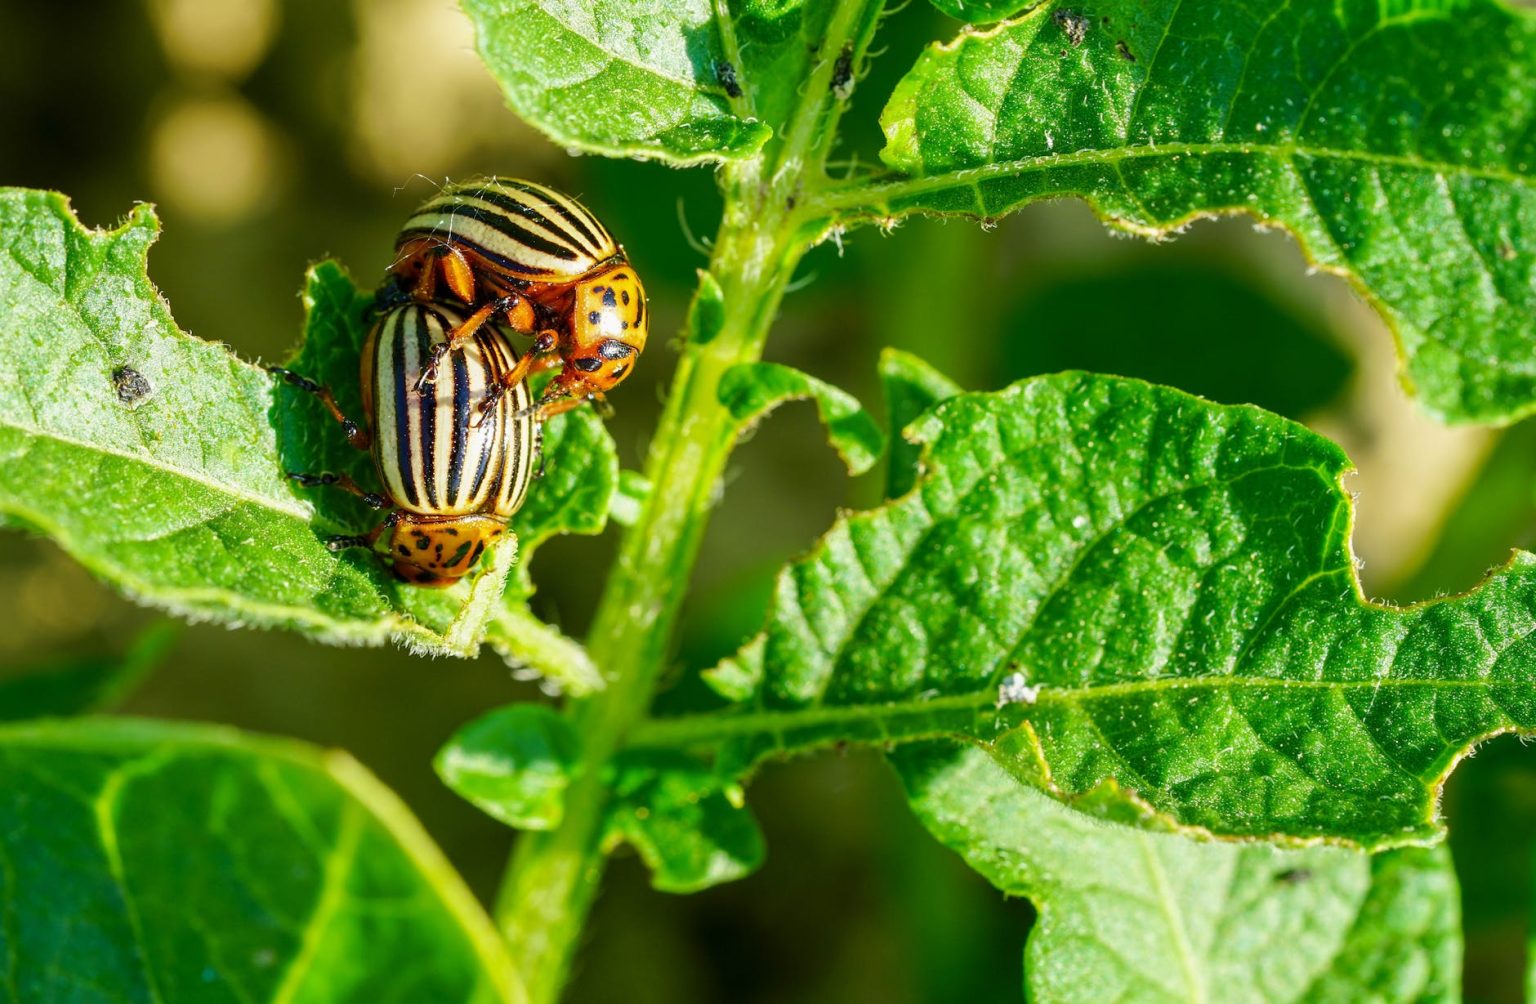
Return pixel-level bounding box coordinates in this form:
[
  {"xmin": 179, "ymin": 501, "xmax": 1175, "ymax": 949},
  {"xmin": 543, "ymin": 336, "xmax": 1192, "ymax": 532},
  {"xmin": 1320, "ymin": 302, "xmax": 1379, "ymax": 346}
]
[
  {"xmin": 676, "ymin": 198, "xmax": 712, "ymax": 255},
  {"xmin": 784, "ymin": 269, "xmax": 819, "ymax": 293}
]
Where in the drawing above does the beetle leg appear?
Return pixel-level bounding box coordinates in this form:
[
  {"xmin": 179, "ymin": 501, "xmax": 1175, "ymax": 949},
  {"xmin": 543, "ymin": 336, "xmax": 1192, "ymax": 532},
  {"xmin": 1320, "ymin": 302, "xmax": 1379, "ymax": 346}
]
[
  {"xmin": 324, "ymin": 510, "xmax": 401, "ymax": 552},
  {"xmin": 415, "ymin": 295, "xmax": 522, "ymax": 393},
  {"xmin": 471, "ymin": 332, "xmax": 560, "ymax": 426},
  {"xmin": 268, "ymin": 366, "xmax": 371, "ymax": 450},
  {"xmin": 286, "ymin": 471, "xmax": 392, "ymax": 510}
]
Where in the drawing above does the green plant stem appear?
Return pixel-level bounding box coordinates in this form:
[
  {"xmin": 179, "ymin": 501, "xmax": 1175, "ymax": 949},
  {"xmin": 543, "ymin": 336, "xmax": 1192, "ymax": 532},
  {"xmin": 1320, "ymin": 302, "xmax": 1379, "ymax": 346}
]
[
  {"xmin": 492, "ymin": 171, "xmax": 799, "ymax": 1002},
  {"xmin": 489, "ymin": 3, "xmax": 883, "ymax": 997}
]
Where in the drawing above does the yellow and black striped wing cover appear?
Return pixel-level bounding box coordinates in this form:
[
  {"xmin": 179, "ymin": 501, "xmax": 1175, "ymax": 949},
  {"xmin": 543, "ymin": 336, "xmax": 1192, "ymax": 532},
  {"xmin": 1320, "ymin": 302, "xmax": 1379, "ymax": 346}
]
[
  {"xmin": 396, "ymin": 177, "xmax": 618, "ymax": 282},
  {"xmin": 366, "ymin": 304, "xmax": 537, "ymax": 519}
]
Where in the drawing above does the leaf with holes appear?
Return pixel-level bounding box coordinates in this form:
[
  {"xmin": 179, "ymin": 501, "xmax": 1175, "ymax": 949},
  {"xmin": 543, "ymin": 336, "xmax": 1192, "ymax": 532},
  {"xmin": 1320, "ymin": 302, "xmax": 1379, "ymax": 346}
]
[
  {"xmin": 630, "ymin": 371, "xmax": 1536, "ymax": 849},
  {"xmin": 897, "ymin": 741, "xmax": 1460, "ymax": 1003},
  {"xmin": 0, "ymin": 189, "xmax": 613, "ymax": 666},
  {"xmin": 0, "ymin": 717, "xmax": 524, "ymax": 1002},
  {"xmin": 810, "ymin": 0, "xmax": 1536, "ymax": 423}
]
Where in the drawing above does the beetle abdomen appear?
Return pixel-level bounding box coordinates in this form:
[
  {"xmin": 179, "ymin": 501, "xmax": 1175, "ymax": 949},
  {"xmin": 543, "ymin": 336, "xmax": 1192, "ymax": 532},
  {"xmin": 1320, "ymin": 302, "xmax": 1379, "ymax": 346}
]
[
  {"xmin": 368, "ymin": 302, "xmax": 537, "ymax": 519},
  {"xmin": 396, "ymin": 177, "xmax": 618, "ymax": 282}
]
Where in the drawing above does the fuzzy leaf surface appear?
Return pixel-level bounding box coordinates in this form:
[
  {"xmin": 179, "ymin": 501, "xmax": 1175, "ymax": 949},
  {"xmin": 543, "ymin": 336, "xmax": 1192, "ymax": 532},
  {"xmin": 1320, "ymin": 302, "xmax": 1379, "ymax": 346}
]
[
  {"xmin": 459, "ymin": 0, "xmax": 770, "ymax": 163},
  {"xmin": 815, "ymin": 0, "xmax": 1536, "ymax": 423},
  {"xmin": 646, "ymin": 372, "xmax": 1536, "ymax": 849},
  {"xmin": 897, "ymin": 741, "xmax": 1459, "ymax": 1003},
  {"xmin": 0, "ymin": 717, "xmax": 523, "ymax": 1003},
  {"xmin": 0, "ymin": 190, "xmax": 612, "ymax": 662}
]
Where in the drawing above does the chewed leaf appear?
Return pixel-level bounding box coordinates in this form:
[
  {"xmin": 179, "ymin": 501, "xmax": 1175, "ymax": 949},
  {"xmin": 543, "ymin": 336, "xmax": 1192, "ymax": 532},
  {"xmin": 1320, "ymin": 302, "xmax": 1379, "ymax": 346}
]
[
  {"xmin": 719, "ymin": 361, "xmax": 885, "ymax": 475},
  {"xmin": 0, "ymin": 189, "xmax": 610, "ymax": 665},
  {"xmin": 606, "ymin": 751, "xmax": 764, "ymax": 894},
  {"xmin": 815, "ymin": 0, "xmax": 1536, "ymax": 424},
  {"xmin": 459, "ymin": 0, "xmax": 770, "ymax": 164},
  {"xmin": 0, "ymin": 717, "xmax": 523, "ymax": 1003},
  {"xmin": 878, "ymin": 348, "xmax": 962, "ymax": 498},
  {"xmin": 649, "ymin": 371, "xmax": 1536, "ymax": 849},
  {"xmin": 897, "ymin": 741, "xmax": 1459, "ymax": 1003}
]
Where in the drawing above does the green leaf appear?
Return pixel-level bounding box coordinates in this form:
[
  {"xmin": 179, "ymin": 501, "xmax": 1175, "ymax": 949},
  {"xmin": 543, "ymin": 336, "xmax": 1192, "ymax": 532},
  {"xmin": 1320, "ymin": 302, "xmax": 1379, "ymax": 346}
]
[
  {"xmin": 815, "ymin": 0, "xmax": 1536, "ymax": 424},
  {"xmin": 0, "ymin": 623, "xmax": 176, "ymax": 721},
  {"xmin": 0, "ymin": 189, "xmax": 612, "ymax": 665},
  {"xmin": 0, "ymin": 717, "xmax": 524, "ymax": 1003},
  {"xmin": 609, "ymin": 470, "xmax": 652, "ymax": 527},
  {"xmin": 436, "ymin": 704, "xmax": 582, "ymax": 830},
  {"xmin": 605, "ymin": 751, "xmax": 764, "ymax": 894},
  {"xmin": 878, "ymin": 348, "xmax": 962, "ymax": 498},
  {"xmin": 459, "ymin": 0, "xmax": 770, "ymax": 164},
  {"xmin": 642, "ymin": 371, "xmax": 1536, "ymax": 849},
  {"xmin": 719, "ymin": 361, "xmax": 885, "ymax": 475},
  {"xmin": 897, "ymin": 741, "xmax": 1459, "ymax": 1003},
  {"xmin": 924, "ymin": 0, "xmax": 1030, "ymax": 22}
]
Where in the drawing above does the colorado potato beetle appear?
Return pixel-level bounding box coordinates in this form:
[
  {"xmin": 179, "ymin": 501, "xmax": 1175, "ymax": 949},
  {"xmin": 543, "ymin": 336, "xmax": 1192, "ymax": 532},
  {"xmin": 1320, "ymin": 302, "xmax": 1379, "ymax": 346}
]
[
  {"xmin": 387, "ymin": 177, "xmax": 648, "ymax": 420},
  {"xmin": 273, "ymin": 300, "xmax": 539, "ymax": 587}
]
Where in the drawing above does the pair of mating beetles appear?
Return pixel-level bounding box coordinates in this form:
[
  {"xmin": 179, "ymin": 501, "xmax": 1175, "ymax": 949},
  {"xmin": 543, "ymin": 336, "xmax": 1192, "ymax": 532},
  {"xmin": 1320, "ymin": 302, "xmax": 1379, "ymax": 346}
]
[{"xmin": 274, "ymin": 178, "xmax": 648, "ymax": 586}]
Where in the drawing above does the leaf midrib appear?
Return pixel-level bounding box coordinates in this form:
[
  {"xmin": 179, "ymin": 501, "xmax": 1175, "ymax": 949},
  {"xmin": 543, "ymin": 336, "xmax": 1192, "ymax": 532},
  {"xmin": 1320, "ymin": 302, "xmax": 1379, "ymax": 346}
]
[
  {"xmin": 812, "ymin": 140, "xmax": 1533, "ymax": 216},
  {"xmin": 630, "ymin": 669, "xmax": 1533, "ymax": 754},
  {"xmin": 0, "ymin": 411, "xmax": 307, "ymax": 522}
]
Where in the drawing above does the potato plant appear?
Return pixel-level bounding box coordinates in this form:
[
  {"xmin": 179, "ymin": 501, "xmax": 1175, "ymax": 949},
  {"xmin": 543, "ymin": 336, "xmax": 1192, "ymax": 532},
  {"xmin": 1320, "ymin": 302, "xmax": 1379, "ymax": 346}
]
[{"xmin": 2, "ymin": 0, "xmax": 1535, "ymax": 1000}]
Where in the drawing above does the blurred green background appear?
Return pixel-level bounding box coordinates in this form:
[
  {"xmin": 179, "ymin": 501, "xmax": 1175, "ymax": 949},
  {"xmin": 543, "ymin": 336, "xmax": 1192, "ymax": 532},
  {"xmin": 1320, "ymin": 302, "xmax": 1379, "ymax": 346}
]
[{"xmin": 3, "ymin": 2, "xmax": 1536, "ymax": 1000}]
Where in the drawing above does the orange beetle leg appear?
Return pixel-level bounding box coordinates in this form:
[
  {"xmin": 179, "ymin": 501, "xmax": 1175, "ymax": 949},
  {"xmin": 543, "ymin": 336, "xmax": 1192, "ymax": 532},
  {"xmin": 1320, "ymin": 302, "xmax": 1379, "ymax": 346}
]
[{"xmin": 439, "ymin": 246, "xmax": 477, "ymax": 303}]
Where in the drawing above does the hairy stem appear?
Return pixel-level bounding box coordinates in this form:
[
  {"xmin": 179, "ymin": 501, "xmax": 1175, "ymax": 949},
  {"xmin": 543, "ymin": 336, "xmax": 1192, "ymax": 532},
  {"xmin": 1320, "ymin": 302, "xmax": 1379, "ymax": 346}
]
[{"xmin": 491, "ymin": 3, "xmax": 885, "ymax": 998}]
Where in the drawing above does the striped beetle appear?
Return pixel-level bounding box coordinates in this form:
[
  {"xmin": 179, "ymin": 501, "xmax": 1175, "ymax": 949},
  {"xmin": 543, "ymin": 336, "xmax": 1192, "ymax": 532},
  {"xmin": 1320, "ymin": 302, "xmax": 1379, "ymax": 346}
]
[
  {"xmin": 273, "ymin": 300, "xmax": 539, "ymax": 587},
  {"xmin": 387, "ymin": 177, "xmax": 647, "ymax": 421}
]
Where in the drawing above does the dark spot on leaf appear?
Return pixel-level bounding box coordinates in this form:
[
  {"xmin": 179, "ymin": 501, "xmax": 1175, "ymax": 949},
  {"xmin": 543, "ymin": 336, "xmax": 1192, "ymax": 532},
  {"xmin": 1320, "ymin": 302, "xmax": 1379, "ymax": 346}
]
[
  {"xmin": 1275, "ymin": 868, "xmax": 1312, "ymax": 885},
  {"xmin": 831, "ymin": 42, "xmax": 854, "ymax": 100},
  {"xmin": 1117, "ymin": 39, "xmax": 1136, "ymax": 61},
  {"xmin": 1052, "ymin": 10, "xmax": 1089, "ymax": 46},
  {"xmin": 715, "ymin": 59, "xmax": 742, "ymax": 98},
  {"xmin": 112, "ymin": 366, "xmax": 152, "ymax": 406}
]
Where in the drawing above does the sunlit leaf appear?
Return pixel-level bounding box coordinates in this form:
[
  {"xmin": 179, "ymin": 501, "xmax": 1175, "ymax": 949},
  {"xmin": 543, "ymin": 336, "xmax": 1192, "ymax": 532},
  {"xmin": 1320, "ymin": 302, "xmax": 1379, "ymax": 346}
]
[
  {"xmin": 898, "ymin": 741, "xmax": 1459, "ymax": 1003},
  {"xmin": 814, "ymin": 0, "xmax": 1536, "ymax": 423},
  {"xmin": 637, "ymin": 371, "xmax": 1536, "ymax": 849},
  {"xmin": 719, "ymin": 361, "xmax": 885, "ymax": 475},
  {"xmin": 0, "ymin": 189, "xmax": 611, "ymax": 666},
  {"xmin": 0, "ymin": 717, "xmax": 524, "ymax": 1003},
  {"xmin": 436, "ymin": 703, "xmax": 582, "ymax": 829},
  {"xmin": 606, "ymin": 751, "xmax": 763, "ymax": 894},
  {"xmin": 459, "ymin": 0, "xmax": 771, "ymax": 164}
]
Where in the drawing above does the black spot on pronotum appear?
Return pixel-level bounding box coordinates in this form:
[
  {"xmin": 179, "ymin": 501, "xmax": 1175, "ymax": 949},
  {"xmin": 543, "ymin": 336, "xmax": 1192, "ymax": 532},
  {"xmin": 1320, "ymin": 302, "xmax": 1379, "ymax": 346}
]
[
  {"xmin": 1116, "ymin": 39, "xmax": 1136, "ymax": 61},
  {"xmin": 415, "ymin": 535, "xmax": 431, "ymax": 550},
  {"xmin": 715, "ymin": 59, "xmax": 742, "ymax": 99},
  {"xmin": 1052, "ymin": 10, "xmax": 1089, "ymax": 46},
  {"xmin": 112, "ymin": 366, "xmax": 152, "ymax": 406},
  {"xmin": 601, "ymin": 287, "xmax": 618, "ymax": 308},
  {"xmin": 588, "ymin": 310, "xmax": 602, "ymax": 324},
  {"xmin": 831, "ymin": 42, "xmax": 854, "ymax": 100},
  {"xmin": 620, "ymin": 289, "xmax": 630, "ymax": 306},
  {"xmin": 599, "ymin": 339, "xmax": 633, "ymax": 360}
]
